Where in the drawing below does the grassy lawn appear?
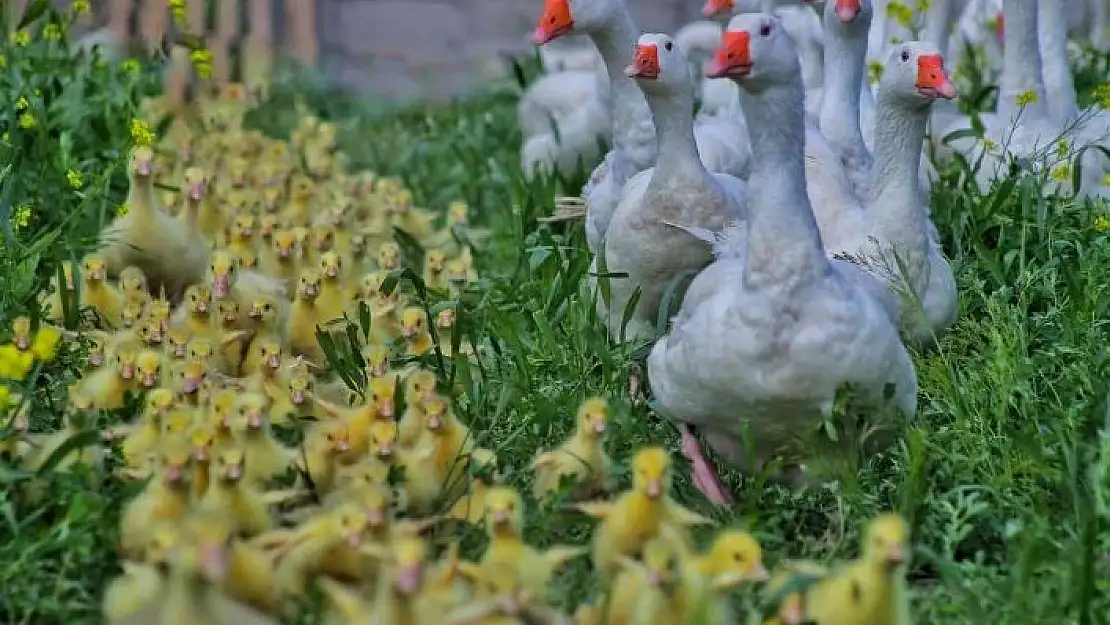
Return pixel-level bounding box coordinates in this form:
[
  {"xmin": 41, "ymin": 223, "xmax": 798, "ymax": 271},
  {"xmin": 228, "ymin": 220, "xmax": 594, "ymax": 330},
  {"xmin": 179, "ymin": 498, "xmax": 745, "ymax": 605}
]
[{"xmin": 1, "ymin": 5, "xmax": 1109, "ymax": 625}]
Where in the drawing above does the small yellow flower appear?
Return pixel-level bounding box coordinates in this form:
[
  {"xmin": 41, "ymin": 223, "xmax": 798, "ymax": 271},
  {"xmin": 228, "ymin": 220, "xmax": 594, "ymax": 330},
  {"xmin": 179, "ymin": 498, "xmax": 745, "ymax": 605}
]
[
  {"xmin": 0, "ymin": 54, "xmax": 6, "ymax": 68},
  {"xmin": 11, "ymin": 204, "xmax": 32, "ymax": 230},
  {"xmin": 66, "ymin": 169, "xmax": 83, "ymax": 189},
  {"xmin": 190, "ymin": 48, "xmax": 213, "ymax": 79},
  {"xmin": 1016, "ymin": 90, "xmax": 1038, "ymax": 107},
  {"xmin": 1094, "ymin": 215, "xmax": 1110, "ymax": 232},
  {"xmin": 1, "ymin": 132, "xmax": 9, "ymax": 143},
  {"xmin": 10, "ymin": 30, "xmax": 30, "ymax": 46},
  {"xmin": 887, "ymin": 1, "xmax": 914, "ymax": 29},
  {"xmin": 1093, "ymin": 84, "xmax": 1110, "ymax": 109},
  {"xmin": 16, "ymin": 96, "xmax": 28, "ymax": 111},
  {"xmin": 18, "ymin": 113, "xmax": 35, "ymax": 129},
  {"xmin": 1051, "ymin": 163, "xmax": 1071, "ymax": 183},
  {"xmin": 31, "ymin": 326, "xmax": 62, "ymax": 364},
  {"xmin": 0, "ymin": 346, "xmax": 35, "ymax": 381},
  {"xmin": 0, "ymin": 384, "xmax": 10, "ymax": 409},
  {"xmin": 121, "ymin": 59, "xmax": 141, "ymax": 74},
  {"xmin": 130, "ymin": 118, "xmax": 155, "ymax": 146},
  {"xmin": 914, "ymin": 0, "xmax": 931, "ymax": 11},
  {"xmin": 116, "ymin": 203, "xmax": 130, "ymax": 217},
  {"xmin": 169, "ymin": 0, "xmax": 187, "ymax": 25},
  {"xmin": 868, "ymin": 60, "xmax": 885, "ymax": 86},
  {"xmin": 42, "ymin": 24, "xmax": 61, "ymax": 41},
  {"xmin": 71, "ymin": 0, "xmax": 91, "ymax": 15},
  {"xmin": 981, "ymin": 137, "xmax": 998, "ymax": 153},
  {"xmin": 1055, "ymin": 139, "xmax": 1070, "ymax": 160}
]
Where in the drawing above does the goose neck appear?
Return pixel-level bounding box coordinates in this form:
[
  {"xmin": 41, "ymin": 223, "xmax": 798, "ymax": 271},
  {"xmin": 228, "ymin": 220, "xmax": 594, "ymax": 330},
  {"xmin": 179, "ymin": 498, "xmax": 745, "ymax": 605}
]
[
  {"xmin": 1038, "ymin": 0, "xmax": 1079, "ymax": 122},
  {"xmin": 819, "ymin": 20, "xmax": 869, "ymax": 158},
  {"xmin": 644, "ymin": 85, "xmax": 702, "ymax": 174},
  {"xmin": 588, "ymin": 8, "xmax": 658, "ymax": 160},
  {"xmin": 739, "ymin": 77, "xmax": 828, "ymax": 286},
  {"xmin": 867, "ymin": 93, "xmax": 927, "ymax": 212},
  {"xmin": 922, "ymin": 0, "xmax": 955, "ymax": 53},
  {"xmin": 998, "ymin": 0, "xmax": 1049, "ymax": 121}
]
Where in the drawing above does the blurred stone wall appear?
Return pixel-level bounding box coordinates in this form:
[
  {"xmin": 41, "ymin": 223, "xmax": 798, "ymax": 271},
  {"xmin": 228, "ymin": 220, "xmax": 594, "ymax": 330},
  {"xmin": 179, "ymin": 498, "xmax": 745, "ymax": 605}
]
[{"xmin": 317, "ymin": 0, "xmax": 705, "ymax": 100}]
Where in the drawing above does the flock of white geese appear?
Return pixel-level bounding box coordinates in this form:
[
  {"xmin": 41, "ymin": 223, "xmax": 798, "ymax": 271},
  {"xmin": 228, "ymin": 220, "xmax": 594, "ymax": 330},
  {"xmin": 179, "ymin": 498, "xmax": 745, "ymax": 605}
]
[{"xmin": 519, "ymin": 0, "xmax": 1110, "ymax": 505}]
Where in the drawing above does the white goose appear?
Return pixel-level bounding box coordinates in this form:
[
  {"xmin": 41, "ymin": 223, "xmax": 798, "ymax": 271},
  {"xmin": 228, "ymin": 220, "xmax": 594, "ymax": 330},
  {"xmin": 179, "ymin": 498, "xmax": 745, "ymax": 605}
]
[
  {"xmin": 532, "ymin": 0, "xmax": 751, "ymax": 252},
  {"xmin": 519, "ymin": 65, "xmax": 611, "ymax": 179},
  {"xmin": 597, "ymin": 34, "xmax": 748, "ymax": 344},
  {"xmin": 649, "ymin": 12, "xmax": 916, "ymax": 504}
]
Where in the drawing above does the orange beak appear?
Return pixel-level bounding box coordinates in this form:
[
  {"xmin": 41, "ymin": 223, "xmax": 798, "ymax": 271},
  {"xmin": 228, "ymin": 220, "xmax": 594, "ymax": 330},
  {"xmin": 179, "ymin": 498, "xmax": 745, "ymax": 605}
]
[
  {"xmin": 915, "ymin": 54, "xmax": 957, "ymax": 100},
  {"xmin": 706, "ymin": 30, "xmax": 752, "ymax": 79},
  {"xmin": 702, "ymin": 0, "xmax": 733, "ymax": 17},
  {"xmin": 834, "ymin": 0, "xmax": 862, "ymax": 22},
  {"xmin": 624, "ymin": 43, "xmax": 661, "ymax": 80},
  {"xmin": 532, "ymin": 0, "xmax": 573, "ymax": 45}
]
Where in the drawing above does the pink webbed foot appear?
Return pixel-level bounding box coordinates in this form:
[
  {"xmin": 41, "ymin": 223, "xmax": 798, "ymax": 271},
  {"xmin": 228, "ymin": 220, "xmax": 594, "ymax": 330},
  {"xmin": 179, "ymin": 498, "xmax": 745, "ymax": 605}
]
[{"xmin": 679, "ymin": 424, "xmax": 735, "ymax": 506}]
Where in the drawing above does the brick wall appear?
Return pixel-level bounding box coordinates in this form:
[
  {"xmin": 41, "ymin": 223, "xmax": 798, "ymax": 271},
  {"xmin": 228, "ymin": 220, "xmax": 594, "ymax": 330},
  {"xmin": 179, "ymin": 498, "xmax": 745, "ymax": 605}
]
[{"xmin": 317, "ymin": 0, "xmax": 706, "ymax": 100}]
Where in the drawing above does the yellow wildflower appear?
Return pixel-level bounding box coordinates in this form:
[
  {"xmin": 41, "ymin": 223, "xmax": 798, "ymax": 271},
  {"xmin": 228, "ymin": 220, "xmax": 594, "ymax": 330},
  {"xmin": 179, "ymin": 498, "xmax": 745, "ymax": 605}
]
[
  {"xmin": 190, "ymin": 48, "xmax": 213, "ymax": 79},
  {"xmin": 10, "ymin": 30, "xmax": 30, "ymax": 47},
  {"xmin": 1016, "ymin": 90, "xmax": 1038, "ymax": 107},
  {"xmin": 121, "ymin": 59, "xmax": 141, "ymax": 74},
  {"xmin": 887, "ymin": 1, "xmax": 914, "ymax": 29},
  {"xmin": 868, "ymin": 60, "xmax": 885, "ymax": 86},
  {"xmin": 1051, "ymin": 163, "xmax": 1071, "ymax": 183},
  {"xmin": 117, "ymin": 203, "xmax": 130, "ymax": 217},
  {"xmin": 18, "ymin": 113, "xmax": 35, "ymax": 129},
  {"xmin": 1055, "ymin": 139, "xmax": 1070, "ymax": 160},
  {"xmin": 1, "ymin": 132, "xmax": 9, "ymax": 143},
  {"xmin": 71, "ymin": 0, "xmax": 91, "ymax": 15},
  {"xmin": 16, "ymin": 96, "xmax": 28, "ymax": 111},
  {"xmin": 0, "ymin": 346, "xmax": 35, "ymax": 381},
  {"xmin": 981, "ymin": 137, "xmax": 997, "ymax": 153},
  {"xmin": 32, "ymin": 326, "xmax": 63, "ymax": 364},
  {"xmin": 1094, "ymin": 215, "xmax": 1110, "ymax": 233},
  {"xmin": 130, "ymin": 118, "xmax": 155, "ymax": 146},
  {"xmin": 11, "ymin": 204, "xmax": 32, "ymax": 230},
  {"xmin": 914, "ymin": 0, "xmax": 931, "ymax": 11},
  {"xmin": 0, "ymin": 384, "xmax": 9, "ymax": 410},
  {"xmin": 1093, "ymin": 84, "xmax": 1110, "ymax": 109},
  {"xmin": 66, "ymin": 169, "xmax": 83, "ymax": 189},
  {"xmin": 169, "ymin": 0, "xmax": 187, "ymax": 25},
  {"xmin": 42, "ymin": 24, "xmax": 61, "ymax": 41}
]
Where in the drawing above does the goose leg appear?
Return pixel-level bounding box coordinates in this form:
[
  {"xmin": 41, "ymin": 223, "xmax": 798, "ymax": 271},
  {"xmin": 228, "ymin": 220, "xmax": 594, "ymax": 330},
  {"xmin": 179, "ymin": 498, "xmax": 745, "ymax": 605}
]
[{"xmin": 680, "ymin": 424, "xmax": 735, "ymax": 506}]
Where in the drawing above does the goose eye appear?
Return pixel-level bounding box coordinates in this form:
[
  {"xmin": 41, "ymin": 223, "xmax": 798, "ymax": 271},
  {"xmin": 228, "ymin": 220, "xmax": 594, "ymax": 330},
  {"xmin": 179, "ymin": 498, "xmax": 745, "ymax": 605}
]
[
  {"xmin": 664, "ymin": 41, "xmax": 673, "ymax": 52},
  {"xmin": 760, "ymin": 23, "xmax": 771, "ymax": 37},
  {"xmin": 901, "ymin": 49, "xmax": 910, "ymax": 62}
]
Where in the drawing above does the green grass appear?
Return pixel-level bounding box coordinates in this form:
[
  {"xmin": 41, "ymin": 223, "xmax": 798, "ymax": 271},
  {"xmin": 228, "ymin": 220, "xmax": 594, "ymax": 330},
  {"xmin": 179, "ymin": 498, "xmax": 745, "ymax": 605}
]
[{"xmin": 1, "ymin": 5, "xmax": 1110, "ymax": 625}]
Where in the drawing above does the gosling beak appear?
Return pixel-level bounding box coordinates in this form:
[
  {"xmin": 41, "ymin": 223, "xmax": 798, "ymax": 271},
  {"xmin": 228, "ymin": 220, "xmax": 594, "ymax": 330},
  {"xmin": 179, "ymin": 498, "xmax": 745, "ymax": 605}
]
[
  {"xmin": 88, "ymin": 352, "xmax": 103, "ymax": 367},
  {"xmin": 196, "ymin": 301, "xmax": 208, "ymax": 313},
  {"xmin": 192, "ymin": 447, "xmax": 208, "ymax": 461},
  {"xmin": 267, "ymin": 354, "xmax": 281, "ymax": 369},
  {"xmin": 335, "ymin": 438, "xmax": 351, "ymax": 453},
  {"xmin": 395, "ymin": 565, "xmax": 422, "ymax": 595},
  {"xmin": 278, "ymin": 247, "xmax": 291, "ymax": 258},
  {"xmin": 211, "ymin": 276, "xmax": 229, "ymax": 299},
  {"xmin": 426, "ymin": 414, "xmax": 442, "ymax": 430},
  {"xmin": 401, "ymin": 326, "xmax": 415, "ymax": 338},
  {"xmin": 249, "ymin": 306, "xmax": 262, "ymax": 318},
  {"xmin": 345, "ymin": 530, "xmax": 362, "ymax": 548},
  {"xmin": 141, "ymin": 372, "xmax": 158, "ymax": 388},
  {"xmin": 377, "ymin": 443, "xmax": 393, "ymax": 459},
  {"xmin": 593, "ymin": 420, "xmax": 607, "ymax": 435},
  {"xmin": 368, "ymin": 507, "xmax": 386, "ymax": 526},
  {"xmin": 15, "ymin": 336, "xmax": 29, "ymax": 350},
  {"xmin": 645, "ymin": 479, "xmax": 662, "ymax": 499},
  {"xmin": 121, "ymin": 363, "xmax": 135, "ymax": 380},
  {"xmin": 225, "ymin": 462, "xmax": 243, "ymax": 480},
  {"xmin": 164, "ymin": 464, "xmax": 182, "ymax": 483},
  {"xmin": 223, "ymin": 311, "xmax": 237, "ymax": 323},
  {"xmin": 135, "ymin": 160, "xmax": 152, "ymax": 177},
  {"xmin": 325, "ymin": 266, "xmax": 339, "ymax": 278},
  {"xmin": 246, "ymin": 411, "xmax": 263, "ymax": 428},
  {"xmin": 183, "ymin": 375, "xmax": 202, "ymax": 394},
  {"xmin": 64, "ymin": 274, "xmax": 75, "ymax": 291},
  {"xmin": 174, "ymin": 344, "xmax": 187, "ymax": 357},
  {"xmin": 292, "ymin": 389, "xmax": 306, "ymax": 404},
  {"xmin": 885, "ymin": 544, "xmax": 906, "ymax": 567},
  {"xmin": 378, "ymin": 400, "xmax": 394, "ymax": 419},
  {"xmin": 748, "ymin": 563, "xmax": 770, "ymax": 582},
  {"xmin": 188, "ymin": 182, "xmax": 204, "ymax": 201},
  {"xmin": 647, "ymin": 570, "xmax": 664, "ymax": 588},
  {"xmin": 200, "ymin": 546, "xmax": 228, "ymax": 582}
]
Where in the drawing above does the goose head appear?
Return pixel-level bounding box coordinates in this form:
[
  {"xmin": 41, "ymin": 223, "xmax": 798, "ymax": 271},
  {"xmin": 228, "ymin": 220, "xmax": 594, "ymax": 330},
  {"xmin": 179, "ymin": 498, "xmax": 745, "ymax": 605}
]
[
  {"xmin": 821, "ymin": 0, "xmax": 872, "ymax": 32},
  {"xmin": 531, "ymin": 0, "xmax": 617, "ymax": 44},
  {"xmin": 878, "ymin": 42, "xmax": 957, "ymax": 109},
  {"xmin": 707, "ymin": 13, "xmax": 800, "ymax": 91},
  {"xmin": 624, "ymin": 33, "xmax": 692, "ymax": 94}
]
